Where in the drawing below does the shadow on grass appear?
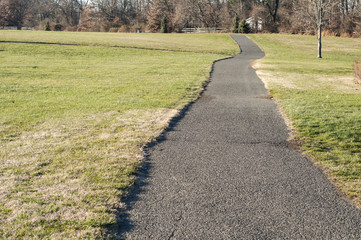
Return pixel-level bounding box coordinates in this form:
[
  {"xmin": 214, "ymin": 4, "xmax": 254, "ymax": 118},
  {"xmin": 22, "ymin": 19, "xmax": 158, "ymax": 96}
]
[{"xmin": 113, "ymin": 103, "xmax": 193, "ymax": 238}]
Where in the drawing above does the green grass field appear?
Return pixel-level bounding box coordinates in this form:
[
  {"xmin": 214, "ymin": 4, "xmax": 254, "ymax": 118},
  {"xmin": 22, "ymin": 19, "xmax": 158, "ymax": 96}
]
[
  {"xmin": 0, "ymin": 31, "xmax": 239, "ymax": 55},
  {"xmin": 0, "ymin": 31, "xmax": 238, "ymax": 239},
  {"xmin": 248, "ymin": 34, "xmax": 361, "ymax": 207}
]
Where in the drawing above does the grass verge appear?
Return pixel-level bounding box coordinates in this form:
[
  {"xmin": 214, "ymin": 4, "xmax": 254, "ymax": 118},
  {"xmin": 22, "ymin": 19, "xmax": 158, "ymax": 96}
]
[
  {"xmin": 0, "ymin": 32, "xmax": 238, "ymax": 239},
  {"xmin": 248, "ymin": 34, "xmax": 361, "ymax": 207}
]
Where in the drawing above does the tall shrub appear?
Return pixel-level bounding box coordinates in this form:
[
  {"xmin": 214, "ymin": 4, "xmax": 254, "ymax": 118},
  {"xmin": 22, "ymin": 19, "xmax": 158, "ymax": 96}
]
[
  {"xmin": 232, "ymin": 14, "xmax": 239, "ymax": 33},
  {"xmin": 238, "ymin": 19, "xmax": 250, "ymax": 34},
  {"xmin": 161, "ymin": 16, "xmax": 168, "ymax": 33},
  {"xmin": 45, "ymin": 21, "xmax": 51, "ymax": 31}
]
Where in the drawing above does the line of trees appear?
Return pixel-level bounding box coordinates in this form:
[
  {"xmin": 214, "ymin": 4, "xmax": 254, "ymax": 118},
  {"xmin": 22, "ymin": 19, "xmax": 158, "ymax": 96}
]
[{"xmin": 0, "ymin": 0, "xmax": 360, "ymax": 37}]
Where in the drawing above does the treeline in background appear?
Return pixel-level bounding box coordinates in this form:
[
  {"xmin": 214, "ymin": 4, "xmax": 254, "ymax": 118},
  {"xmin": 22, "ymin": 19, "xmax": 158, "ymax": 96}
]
[{"xmin": 0, "ymin": 0, "xmax": 360, "ymax": 37}]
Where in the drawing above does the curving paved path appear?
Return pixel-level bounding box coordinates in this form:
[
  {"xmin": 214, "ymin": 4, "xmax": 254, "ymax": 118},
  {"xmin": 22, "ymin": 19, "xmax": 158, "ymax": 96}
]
[{"xmin": 119, "ymin": 35, "xmax": 361, "ymax": 239}]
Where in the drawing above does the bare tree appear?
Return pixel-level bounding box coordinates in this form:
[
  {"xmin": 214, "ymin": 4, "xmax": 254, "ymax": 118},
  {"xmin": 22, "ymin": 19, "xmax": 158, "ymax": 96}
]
[
  {"xmin": 78, "ymin": 4, "xmax": 102, "ymax": 31},
  {"xmin": 312, "ymin": 0, "xmax": 326, "ymax": 58},
  {"xmin": 262, "ymin": 0, "xmax": 280, "ymax": 23},
  {"xmin": 0, "ymin": 0, "xmax": 33, "ymax": 29},
  {"xmin": 0, "ymin": 0, "xmax": 357, "ymax": 34},
  {"xmin": 34, "ymin": 0, "xmax": 58, "ymax": 22},
  {"xmin": 147, "ymin": 0, "xmax": 174, "ymax": 32},
  {"xmin": 54, "ymin": 0, "xmax": 89, "ymax": 26},
  {"xmin": 293, "ymin": 0, "xmax": 333, "ymax": 58}
]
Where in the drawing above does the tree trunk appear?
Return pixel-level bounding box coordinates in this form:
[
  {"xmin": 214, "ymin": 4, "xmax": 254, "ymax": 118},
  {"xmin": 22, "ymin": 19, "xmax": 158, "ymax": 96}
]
[
  {"xmin": 317, "ymin": 23, "xmax": 322, "ymax": 58},
  {"xmin": 315, "ymin": 0, "xmax": 323, "ymax": 58},
  {"xmin": 273, "ymin": 0, "xmax": 279, "ymax": 23}
]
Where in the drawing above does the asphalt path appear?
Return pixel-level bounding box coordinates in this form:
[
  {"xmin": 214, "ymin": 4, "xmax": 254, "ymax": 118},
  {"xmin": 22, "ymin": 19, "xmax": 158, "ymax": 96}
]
[{"xmin": 119, "ymin": 35, "xmax": 361, "ymax": 239}]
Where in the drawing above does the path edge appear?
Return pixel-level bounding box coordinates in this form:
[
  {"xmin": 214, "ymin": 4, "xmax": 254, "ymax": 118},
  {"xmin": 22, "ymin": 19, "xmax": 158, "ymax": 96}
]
[
  {"xmin": 112, "ymin": 36, "xmax": 241, "ymax": 237},
  {"xmin": 245, "ymin": 35, "xmax": 361, "ymax": 210}
]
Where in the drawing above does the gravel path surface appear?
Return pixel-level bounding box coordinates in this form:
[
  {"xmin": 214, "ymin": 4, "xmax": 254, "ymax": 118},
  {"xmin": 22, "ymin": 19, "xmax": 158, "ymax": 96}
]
[{"xmin": 119, "ymin": 35, "xmax": 361, "ymax": 239}]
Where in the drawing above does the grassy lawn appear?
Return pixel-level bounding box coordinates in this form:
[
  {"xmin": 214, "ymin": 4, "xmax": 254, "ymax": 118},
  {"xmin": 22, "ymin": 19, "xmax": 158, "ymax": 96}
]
[
  {"xmin": 0, "ymin": 31, "xmax": 238, "ymax": 239},
  {"xmin": 248, "ymin": 34, "xmax": 361, "ymax": 207},
  {"xmin": 0, "ymin": 31, "xmax": 239, "ymax": 55}
]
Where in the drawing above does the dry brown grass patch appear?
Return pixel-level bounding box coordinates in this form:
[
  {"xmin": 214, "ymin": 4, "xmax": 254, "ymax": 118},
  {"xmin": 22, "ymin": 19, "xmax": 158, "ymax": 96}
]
[
  {"xmin": 0, "ymin": 108, "xmax": 178, "ymax": 239},
  {"xmin": 252, "ymin": 60, "xmax": 360, "ymax": 93},
  {"xmin": 354, "ymin": 61, "xmax": 361, "ymax": 84},
  {"xmin": 252, "ymin": 60, "xmax": 303, "ymax": 90}
]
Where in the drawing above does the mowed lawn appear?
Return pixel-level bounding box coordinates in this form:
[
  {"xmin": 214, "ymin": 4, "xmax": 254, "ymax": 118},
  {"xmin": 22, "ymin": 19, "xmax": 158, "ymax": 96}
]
[
  {"xmin": 0, "ymin": 31, "xmax": 238, "ymax": 239},
  {"xmin": 248, "ymin": 34, "xmax": 361, "ymax": 207},
  {"xmin": 0, "ymin": 30, "xmax": 238, "ymax": 55}
]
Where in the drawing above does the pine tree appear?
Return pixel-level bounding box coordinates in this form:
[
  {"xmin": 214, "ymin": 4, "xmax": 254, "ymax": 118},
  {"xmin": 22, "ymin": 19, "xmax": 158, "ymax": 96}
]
[
  {"xmin": 161, "ymin": 16, "xmax": 168, "ymax": 33},
  {"xmin": 238, "ymin": 19, "xmax": 250, "ymax": 34},
  {"xmin": 45, "ymin": 21, "xmax": 51, "ymax": 31},
  {"xmin": 232, "ymin": 14, "xmax": 240, "ymax": 33}
]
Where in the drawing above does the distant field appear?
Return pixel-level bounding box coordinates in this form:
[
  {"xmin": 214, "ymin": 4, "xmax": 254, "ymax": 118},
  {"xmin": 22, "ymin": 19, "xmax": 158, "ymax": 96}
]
[
  {"xmin": 248, "ymin": 34, "xmax": 361, "ymax": 207},
  {"xmin": 0, "ymin": 31, "xmax": 239, "ymax": 55},
  {"xmin": 0, "ymin": 31, "xmax": 238, "ymax": 239}
]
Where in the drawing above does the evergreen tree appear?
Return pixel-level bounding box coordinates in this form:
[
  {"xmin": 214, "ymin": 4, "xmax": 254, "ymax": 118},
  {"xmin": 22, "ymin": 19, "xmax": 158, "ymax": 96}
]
[
  {"xmin": 161, "ymin": 16, "xmax": 168, "ymax": 33},
  {"xmin": 238, "ymin": 19, "xmax": 250, "ymax": 33},
  {"xmin": 45, "ymin": 21, "xmax": 51, "ymax": 31},
  {"xmin": 232, "ymin": 14, "xmax": 240, "ymax": 33}
]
